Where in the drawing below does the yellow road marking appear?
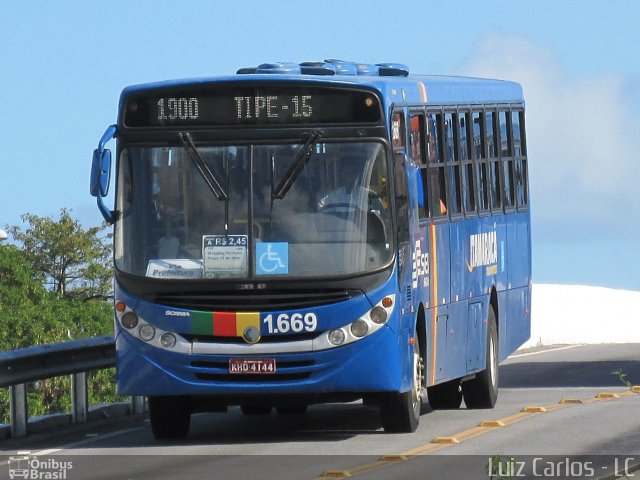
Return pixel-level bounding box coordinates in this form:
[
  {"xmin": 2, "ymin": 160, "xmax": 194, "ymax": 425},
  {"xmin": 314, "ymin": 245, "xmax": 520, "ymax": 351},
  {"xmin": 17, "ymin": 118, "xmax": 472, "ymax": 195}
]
[
  {"xmin": 479, "ymin": 420, "xmax": 506, "ymax": 427},
  {"xmin": 559, "ymin": 398, "xmax": 583, "ymax": 404},
  {"xmin": 595, "ymin": 392, "xmax": 620, "ymax": 399},
  {"xmin": 380, "ymin": 455, "xmax": 409, "ymax": 461},
  {"xmin": 314, "ymin": 388, "xmax": 634, "ymax": 479},
  {"xmin": 432, "ymin": 436, "xmax": 460, "ymax": 444},
  {"xmin": 521, "ymin": 406, "xmax": 547, "ymax": 413},
  {"xmin": 320, "ymin": 471, "xmax": 352, "ymax": 478}
]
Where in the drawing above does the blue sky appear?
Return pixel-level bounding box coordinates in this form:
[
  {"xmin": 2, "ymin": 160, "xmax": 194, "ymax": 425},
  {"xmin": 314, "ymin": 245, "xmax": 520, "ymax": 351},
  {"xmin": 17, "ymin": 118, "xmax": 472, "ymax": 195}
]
[{"xmin": 2, "ymin": 0, "xmax": 639, "ymax": 290}]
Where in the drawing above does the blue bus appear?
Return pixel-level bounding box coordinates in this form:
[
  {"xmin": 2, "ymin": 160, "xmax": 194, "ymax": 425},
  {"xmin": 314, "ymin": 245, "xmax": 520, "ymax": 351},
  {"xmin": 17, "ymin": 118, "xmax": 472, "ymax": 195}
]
[{"xmin": 90, "ymin": 60, "xmax": 531, "ymax": 438}]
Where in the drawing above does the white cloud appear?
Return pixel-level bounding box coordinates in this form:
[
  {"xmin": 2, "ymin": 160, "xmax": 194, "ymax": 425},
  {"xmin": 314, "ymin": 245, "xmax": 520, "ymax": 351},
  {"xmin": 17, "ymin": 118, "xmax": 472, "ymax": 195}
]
[{"xmin": 457, "ymin": 32, "xmax": 640, "ymax": 236}]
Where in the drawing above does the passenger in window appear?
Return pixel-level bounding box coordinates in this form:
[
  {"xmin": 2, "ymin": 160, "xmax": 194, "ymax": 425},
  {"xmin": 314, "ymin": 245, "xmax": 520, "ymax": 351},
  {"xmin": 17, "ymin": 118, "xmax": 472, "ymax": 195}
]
[{"xmin": 439, "ymin": 197, "xmax": 448, "ymax": 215}]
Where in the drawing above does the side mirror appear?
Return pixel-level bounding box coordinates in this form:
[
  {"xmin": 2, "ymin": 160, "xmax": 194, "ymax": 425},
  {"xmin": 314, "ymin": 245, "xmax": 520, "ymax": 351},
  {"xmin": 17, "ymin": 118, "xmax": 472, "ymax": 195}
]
[
  {"xmin": 90, "ymin": 148, "xmax": 112, "ymax": 197},
  {"xmin": 90, "ymin": 124, "xmax": 117, "ymax": 223}
]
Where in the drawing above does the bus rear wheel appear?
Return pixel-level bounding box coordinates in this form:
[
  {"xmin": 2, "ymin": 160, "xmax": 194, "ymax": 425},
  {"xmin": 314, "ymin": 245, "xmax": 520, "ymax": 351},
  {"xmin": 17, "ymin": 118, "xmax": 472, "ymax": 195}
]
[
  {"xmin": 380, "ymin": 339, "xmax": 423, "ymax": 433},
  {"xmin": 462, "ymin": 306, "xmax": 499, "ymax": 408},
  {"xmin": 149, "ymin": 396, "xmax": 191, "ymax": 440}
]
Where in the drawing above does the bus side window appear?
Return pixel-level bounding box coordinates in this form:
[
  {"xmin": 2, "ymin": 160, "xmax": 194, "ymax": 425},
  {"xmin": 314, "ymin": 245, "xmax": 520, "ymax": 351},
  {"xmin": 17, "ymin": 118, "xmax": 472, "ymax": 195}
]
[
  {"xmin": 427, "ymin": 113, "xmax": 447, "ymax": 218},
  {"xmin": 394, "ymin": 152, "xmax": 410, "ymax": 242},
  {"xmin": 486, "ymin": 110, "xmax": 502, "ymax": 212},
  {"xmin": 473, "ymin": 111, "xmax": 489, "ymax": 213},
  {"xmin": 459, "ymin": 111, "xmax": 476, "ymax": 216},
  {"xmin": 502, "ymin": 110, "xmax": 516, "ymax": 210},
  {"xmin": 514, "ymin": 110, "xmax": 529, "ymax": 209},
  {"xmin": 409, "ymin": 113, "xmax": 426, "ymax": 166},
  {"xmin": 409, "ymin": 112, "xmax": 429, "ymax": 221},
  {"xmin": 417, "ymin": 167, "xmax": 428, "ymax": 220},
  {"xmin": 444, "ymin": 112, "xmax": 461, "ymax": 216}
]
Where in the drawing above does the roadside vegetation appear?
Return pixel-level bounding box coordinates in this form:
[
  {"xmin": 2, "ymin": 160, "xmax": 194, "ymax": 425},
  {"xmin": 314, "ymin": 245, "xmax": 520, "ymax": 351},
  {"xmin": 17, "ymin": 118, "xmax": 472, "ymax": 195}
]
[{"xmin": 0, "ymin": 209, "xmax": 118, "ymax": 424}]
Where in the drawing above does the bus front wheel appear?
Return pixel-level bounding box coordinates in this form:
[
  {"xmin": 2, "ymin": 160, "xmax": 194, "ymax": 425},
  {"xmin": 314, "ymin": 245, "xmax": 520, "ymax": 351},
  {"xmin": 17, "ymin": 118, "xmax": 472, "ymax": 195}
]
[
  {"xmin": 462, "ymin": 306, "xmax": 499, "ymax": 408},
  {"xmin": 149, "ymin": 396, "xmax": 191, "ymax": 439},
  {"xmin": 380, "ymin": 339, "xmax": 423, "ymax": 433}
]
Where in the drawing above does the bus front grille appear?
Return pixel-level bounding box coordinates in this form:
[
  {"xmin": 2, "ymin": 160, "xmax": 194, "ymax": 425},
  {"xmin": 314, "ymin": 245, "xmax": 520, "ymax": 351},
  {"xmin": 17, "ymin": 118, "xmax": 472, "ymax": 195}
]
[
  {"xmin": 148, "ymin": 289, "xmax": 359, "ymax": 311},
  {"xmin": 194, "ymin": 372, "xmax": 312, "ymax": 383},
  {"xmin": 190, "ymin": 359, "xmax": 316, "ymax": 383},
  {"xmin": 183, "ymin": 332, "xmax": 321, "ymax": 344}
]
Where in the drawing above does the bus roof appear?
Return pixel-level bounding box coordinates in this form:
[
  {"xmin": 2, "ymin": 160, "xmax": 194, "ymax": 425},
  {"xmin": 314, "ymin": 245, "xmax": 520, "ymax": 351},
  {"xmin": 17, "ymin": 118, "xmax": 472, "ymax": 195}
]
[{"xmin": 120, "ymin": 61, "xmax": 524, "ymax": 110}]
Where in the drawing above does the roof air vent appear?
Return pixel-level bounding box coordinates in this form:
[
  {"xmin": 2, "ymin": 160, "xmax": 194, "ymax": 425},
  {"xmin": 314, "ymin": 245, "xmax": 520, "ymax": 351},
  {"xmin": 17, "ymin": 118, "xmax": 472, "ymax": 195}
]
[
  {"xmin": 300, "ymin": 62, "xmax": 336, "ymax": 76},
  {"xmin": 356, "ymin": 63, "xmax": 380, "ymax": 76},
  {"xmin": 255, "ymin": 62, "xmax": 302, "ymax": 74},
  {"xmin": 236, "ymin": 60, "xmax": 411, "ymax": 77},
  {"xmin": 324, "ymin": 59, "xmax": 358, "ymax": 75},
  {"xmin": 376, "ymin": 63, "xmax": 410, "ymax": 76}
]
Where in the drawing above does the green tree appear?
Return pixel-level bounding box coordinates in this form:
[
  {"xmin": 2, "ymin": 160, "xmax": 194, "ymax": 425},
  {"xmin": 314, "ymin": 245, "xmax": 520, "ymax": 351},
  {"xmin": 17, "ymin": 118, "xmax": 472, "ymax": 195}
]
[
  {"xmin": 0, "ymin": 245, "xmax": 50, "ymax": 349},
  {"xmin": 1, "ymin": 212, "xmax": 118, "ymax": 424},
  {"xmin": 8, "ymin": 209, "xmax": 113, "ymax": 300}
]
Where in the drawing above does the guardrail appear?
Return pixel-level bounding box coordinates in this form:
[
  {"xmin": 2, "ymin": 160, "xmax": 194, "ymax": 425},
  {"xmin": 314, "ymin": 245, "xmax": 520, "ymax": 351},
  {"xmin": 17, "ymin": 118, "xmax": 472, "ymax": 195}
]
[{"xmin": 0, "ymin": 336, "xmax": 145, "ymax": 439}]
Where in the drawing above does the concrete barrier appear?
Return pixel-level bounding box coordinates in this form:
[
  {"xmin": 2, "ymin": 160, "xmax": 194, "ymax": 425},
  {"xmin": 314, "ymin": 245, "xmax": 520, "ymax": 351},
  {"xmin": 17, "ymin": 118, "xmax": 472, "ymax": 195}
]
[{"xmin": 523, "ymin": 284, "xmax": 640, "ymax": 347}]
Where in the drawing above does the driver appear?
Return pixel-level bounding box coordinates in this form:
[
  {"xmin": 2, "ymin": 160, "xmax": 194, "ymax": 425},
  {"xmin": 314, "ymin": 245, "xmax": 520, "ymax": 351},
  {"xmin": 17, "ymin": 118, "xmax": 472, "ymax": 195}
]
[{"xmin": 317, "ymin": 153, "xmax": 369, "ymax": 212}]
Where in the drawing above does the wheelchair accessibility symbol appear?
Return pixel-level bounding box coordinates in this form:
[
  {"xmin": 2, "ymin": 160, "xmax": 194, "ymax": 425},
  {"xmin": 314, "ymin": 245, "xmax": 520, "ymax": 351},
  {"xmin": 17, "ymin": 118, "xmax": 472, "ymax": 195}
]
[{"xmin": 256, "ymin": 242, "xmax": 289, "ymax": 275}]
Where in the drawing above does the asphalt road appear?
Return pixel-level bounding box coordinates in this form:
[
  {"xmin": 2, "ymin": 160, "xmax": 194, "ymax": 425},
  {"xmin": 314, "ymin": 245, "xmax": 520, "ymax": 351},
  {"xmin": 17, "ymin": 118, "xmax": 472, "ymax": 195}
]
[{"xmin": 1, "ymin": 344, "xmax": 639, "ymax": 479}]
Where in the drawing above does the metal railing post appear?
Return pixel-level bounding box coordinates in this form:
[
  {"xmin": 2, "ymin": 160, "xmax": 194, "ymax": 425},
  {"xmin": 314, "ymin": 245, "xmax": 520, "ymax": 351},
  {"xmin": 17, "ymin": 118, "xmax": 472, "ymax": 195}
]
[
  {"xmin": 9, "ymin": 383, "xmax": 28, "ymax": 438},
  {"xmin": 71, "ymin": 372, "xmax": 88, "ymax": 423},
  {"xmin": 131, "ymin": 396, "xmax": 146, "ymax": 415},
  {"xmin": 1, "ymin": 336, "xmax": 115, "ymax": 438}
]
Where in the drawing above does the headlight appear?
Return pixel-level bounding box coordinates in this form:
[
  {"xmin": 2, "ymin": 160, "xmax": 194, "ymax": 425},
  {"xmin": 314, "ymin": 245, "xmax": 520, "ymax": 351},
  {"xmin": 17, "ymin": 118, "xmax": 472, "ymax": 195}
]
[
  {"xmin": 328, "ymin": 329, "xmax": 346, "ymax": 346},
  {"xmin": 315, "ymin": 294, "xmax": 395, "ymax": 350},
  {"xmin": 138, "ymin": 324, "xmax": 156, "ymax": 341},
  {"xmin": 160, "ymin": 332, "xmax": 177, "ymax": 348},
  {"xmin": 350, "ymin": 319, "xmax": 369, "ymax": 337},
  {"xmin": 369, "ymin": 306, "xmax": 388, "ymax": 324},
  {"xmin": 121, "ymin": 312, "xmax": 139, "ymax": 329}
]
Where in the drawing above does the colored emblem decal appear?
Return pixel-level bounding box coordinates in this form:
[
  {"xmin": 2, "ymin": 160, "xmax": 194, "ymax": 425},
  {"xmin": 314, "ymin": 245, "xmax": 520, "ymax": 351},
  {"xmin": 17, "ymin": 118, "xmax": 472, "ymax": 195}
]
[{"xmin": 191, "ymin": 311, "xmax": 261, "ymax": 337}]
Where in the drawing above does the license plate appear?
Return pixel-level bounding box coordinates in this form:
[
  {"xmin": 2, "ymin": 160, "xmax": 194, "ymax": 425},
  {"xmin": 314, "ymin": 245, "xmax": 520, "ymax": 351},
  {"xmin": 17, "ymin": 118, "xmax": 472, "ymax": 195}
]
[{"xmin": 229, "ymin": 358, "xmax": 276, "ymax": 374}]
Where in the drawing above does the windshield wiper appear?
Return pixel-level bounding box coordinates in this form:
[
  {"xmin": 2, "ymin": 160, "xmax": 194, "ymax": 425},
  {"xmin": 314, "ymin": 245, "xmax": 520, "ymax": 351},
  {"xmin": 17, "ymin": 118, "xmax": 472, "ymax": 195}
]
[
  {"xmin": 178, "ymin": 132, "xmax": 228, "ymax": 200},
  {"xmin": 272, "ymin": 130, "xmax": 322, "ymax": 199}
]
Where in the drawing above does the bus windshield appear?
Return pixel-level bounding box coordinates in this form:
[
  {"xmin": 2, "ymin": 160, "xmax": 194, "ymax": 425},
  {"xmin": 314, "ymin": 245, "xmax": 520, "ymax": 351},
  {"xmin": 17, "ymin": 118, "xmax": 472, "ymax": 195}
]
[{"xmin": 115, "ymin": 141, "xmax": 393, "ymax": 280}]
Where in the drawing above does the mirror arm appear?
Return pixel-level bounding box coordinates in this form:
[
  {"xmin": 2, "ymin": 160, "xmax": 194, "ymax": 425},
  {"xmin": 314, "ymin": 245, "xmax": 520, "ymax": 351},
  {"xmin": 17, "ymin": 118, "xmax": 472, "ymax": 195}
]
[
  {"xmin": 96, "ymin": 196, "xmax": 116, "ymax": 224},
  {"xmin": 99, "ymin": 124, "xmax": 117, "ymax": 150}
]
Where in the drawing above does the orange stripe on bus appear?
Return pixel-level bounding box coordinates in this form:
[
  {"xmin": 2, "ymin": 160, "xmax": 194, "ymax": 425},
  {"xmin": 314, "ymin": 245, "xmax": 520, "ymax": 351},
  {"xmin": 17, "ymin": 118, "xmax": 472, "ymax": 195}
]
[
  {"xmin": 418, "ymin": 82, "xmax": 427, "ymax": 103},
  {"xmin": 429, "ymin": 224, "xmax": 438, "ymax": 386}
]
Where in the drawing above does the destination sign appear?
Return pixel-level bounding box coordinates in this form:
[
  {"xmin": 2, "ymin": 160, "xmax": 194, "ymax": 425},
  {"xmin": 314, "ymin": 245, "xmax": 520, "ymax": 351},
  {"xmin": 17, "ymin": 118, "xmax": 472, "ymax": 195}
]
[{"xmin": 123, "ymin": 85, "xmax": 382, "ymax": 128}]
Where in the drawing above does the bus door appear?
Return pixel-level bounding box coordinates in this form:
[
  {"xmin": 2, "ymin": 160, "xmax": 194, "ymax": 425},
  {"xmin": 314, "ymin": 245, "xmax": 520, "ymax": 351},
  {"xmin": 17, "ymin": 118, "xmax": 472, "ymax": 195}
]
[
  {"xmin": 391, "ymin": 111, "xmax": 414, "ymax": 315},
  {"xmin": 407, "ymin": 109, "xmax": 453, "ymax": 385},
  {"xmin": 392, "ymin": 109, "xmax": 427, "ymax": 392},
  {"xmin": 425, "ymin": 112, "xmax": 452, "ymax": 383}
]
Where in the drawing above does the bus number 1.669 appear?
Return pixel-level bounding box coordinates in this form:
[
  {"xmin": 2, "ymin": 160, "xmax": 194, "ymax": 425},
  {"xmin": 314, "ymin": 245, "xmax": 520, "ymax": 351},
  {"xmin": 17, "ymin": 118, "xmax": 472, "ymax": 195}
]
[
  {"xmin": 263, "ymin": 312, "xmax": 318, "ymax": 334},
  {"xmin": 157, "ymin": 97, "xmax": 199, "ymax": 121}
]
